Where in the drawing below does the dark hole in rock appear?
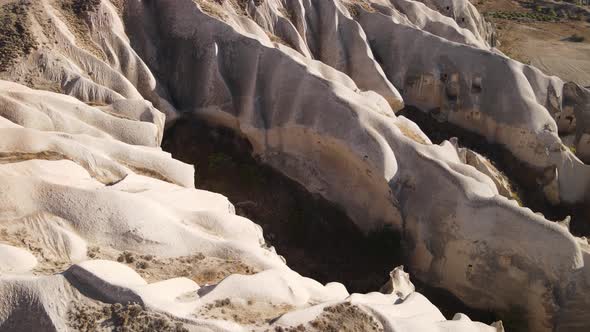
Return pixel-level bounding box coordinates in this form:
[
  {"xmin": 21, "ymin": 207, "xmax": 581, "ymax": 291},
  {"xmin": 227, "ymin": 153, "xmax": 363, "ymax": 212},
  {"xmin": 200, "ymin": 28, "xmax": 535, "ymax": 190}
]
[
  {"xmin": 399, "ymin": 106, "xmax": 590, "ymax": 237},
  {"xmin": 369, "ymin": 44, "xmax": 383, "ymax": 65},
  {"xmin": 162, "ymin": 115, "xmax": 499, "ymax": 324},
  {"xmin": 445, "ymin": 88, "xmax": 458, "ymax": 101},
  {"xmin": 471, "ymin": 76, "xmax": 482, "ymax": 93},
  {"xmin": 162, "ymin": 116, "xmax": 404, "ymax": 294}
]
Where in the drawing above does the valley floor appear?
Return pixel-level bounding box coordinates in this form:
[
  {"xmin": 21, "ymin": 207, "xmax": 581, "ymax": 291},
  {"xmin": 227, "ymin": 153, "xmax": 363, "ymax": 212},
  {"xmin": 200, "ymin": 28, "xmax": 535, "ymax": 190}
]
[{"xmin": 474, "ymin": 0, "xmax": 590, "ymax": 86}]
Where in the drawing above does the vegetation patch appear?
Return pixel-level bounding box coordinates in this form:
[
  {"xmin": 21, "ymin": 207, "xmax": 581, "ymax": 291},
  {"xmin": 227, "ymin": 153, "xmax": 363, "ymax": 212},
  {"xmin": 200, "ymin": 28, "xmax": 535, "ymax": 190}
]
[
  {"xmin": 485, "ymin": 10, "xmax": 560, "ymax": 22},
  {"xmin": 193, "ymin": 0, "xmax": 295, "ymax": 50},
  {"xmin": 59, "ymin": 0, "xmax": 106, "ymax": 60},
  {"xmin": 194, "ymin": 0, "xmax": 228, "ymax": 20},
  {"xmin": 278, "ymin": 6, "xmax": 294, "ymax": 22},
  {"xmin": 62, "ymin": 0, "xmax": 101, "ymax": 15},
  {"xmin": 292, "ymin": 303, "xmax": 383, "ymax": 332},
  {"xmin": 568, "ymin": 33, "xmax": 585, "ymax": 42},
  {"xmin": 109, "ymin": 0, "xmax": 126, "ymax": 15},
  {"xmin": 567, "ymin": 144, "xmax": 578, "ymax": 154},
  {"xmin": 90, "ymin": 247, "xmax": 258, "ymax": 285},
  {"xmin": 0, "ymin": 0, "xmax": 37, "ymax": 72},
  {"xmin": 68, "ymin": 302, "xmax": 188, "ymax": 332},
  {"xmin": 267, "ymin": 31, "xmax": 292, "ymax": 48},
  {"xmin": 198, "ymin": 298, "xmax": 293, "ymax": 326},
  {"xmin": 343, "ymin": 0, "xmax": 376, "ymax": 19},
  {"xmin": 0, "ymin": 225, "xmax": 70, "ymax": 275},
  {"xmin": 228, "ymin": 0, "xmax": 265, "ymax": 15},
  {"xmin": 194, "ymin": 0, "xmax": 265, "ymax": 19}
]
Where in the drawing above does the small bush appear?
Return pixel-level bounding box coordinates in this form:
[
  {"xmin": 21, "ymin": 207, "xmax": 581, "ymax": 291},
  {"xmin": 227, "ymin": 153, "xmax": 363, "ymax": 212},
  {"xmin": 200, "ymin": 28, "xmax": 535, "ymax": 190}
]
[
  {"xmin": 485, "ymin": 10, "xmax": 558, "ymax": 22},
  {"xmin": 63, "ymin": 0, "xmax": 101, "ymax": 15},
  {"xmin": 194, "ymin": 0, "xmax": 228, "ymax": 20},
  {"xmin": 569, "ymin": 34, "xmax": 585, "ymax": 42},
  {"xmin": 0, "ymin": 0, "xmax": 38, "ymax": 72},
  {"xmin": 567, "ymin": 144, "xmax": 578, "ymax": 154},
  {"xmin": 69, "ymin": 303, "xmax": 189, "ymax": 332}
]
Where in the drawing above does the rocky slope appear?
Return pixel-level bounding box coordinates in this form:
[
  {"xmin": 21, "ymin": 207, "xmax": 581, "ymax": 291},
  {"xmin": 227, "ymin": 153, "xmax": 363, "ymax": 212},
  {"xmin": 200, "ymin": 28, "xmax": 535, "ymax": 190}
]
[{"xmin": 1, "ymin": 0, "xmax": 590, "ymax": 331}]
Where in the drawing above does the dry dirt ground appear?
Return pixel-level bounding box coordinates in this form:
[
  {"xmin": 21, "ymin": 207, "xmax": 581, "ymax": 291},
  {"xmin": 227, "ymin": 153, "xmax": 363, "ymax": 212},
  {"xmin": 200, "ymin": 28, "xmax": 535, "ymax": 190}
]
[
  {"xmin": 472, "ymin": 0, "xmax": 590, "ymax": 87},
  {"xmin": 69, "ymin": 302, "xmax": 190, "ymax": 332},
  {"xmin": 0, "ymin": 217, "xmax": 258, "ymax": 285}
]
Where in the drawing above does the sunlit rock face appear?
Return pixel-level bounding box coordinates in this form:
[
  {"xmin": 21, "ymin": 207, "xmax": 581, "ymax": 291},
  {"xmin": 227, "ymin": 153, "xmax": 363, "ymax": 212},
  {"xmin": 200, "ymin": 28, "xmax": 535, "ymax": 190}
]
[{"xmin": 0, "ymin": 0, "xmax": 589, "ymax": 331}]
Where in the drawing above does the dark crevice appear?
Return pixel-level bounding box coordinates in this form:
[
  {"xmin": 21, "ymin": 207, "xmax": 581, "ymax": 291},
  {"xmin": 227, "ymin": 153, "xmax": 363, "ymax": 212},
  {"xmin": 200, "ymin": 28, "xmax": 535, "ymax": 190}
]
[
  {"xmin": 411, "ymin": 279, "xmax": 500, "ymax": 326},
  {"xmin": 398, "ymin": 106, "xmax": 590, "ymax": 237},
  {"xmin": 161, "ymin": 115, "xmax": 510, "ymax": 327},
  {"xmin": 162, "ymin": 116, "xmax": 403, "ymax": 294}
]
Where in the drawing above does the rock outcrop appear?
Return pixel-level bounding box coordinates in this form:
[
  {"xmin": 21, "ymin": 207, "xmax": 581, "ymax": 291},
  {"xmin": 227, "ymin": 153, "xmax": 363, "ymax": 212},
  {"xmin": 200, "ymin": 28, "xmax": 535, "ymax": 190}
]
[
  {"xmin": 0, "ymin": 78, "xmax": 500, "ymax": 331},
  {"xmin": 0, "ymin": 0, "xmax": 589, "ymax": 331}
]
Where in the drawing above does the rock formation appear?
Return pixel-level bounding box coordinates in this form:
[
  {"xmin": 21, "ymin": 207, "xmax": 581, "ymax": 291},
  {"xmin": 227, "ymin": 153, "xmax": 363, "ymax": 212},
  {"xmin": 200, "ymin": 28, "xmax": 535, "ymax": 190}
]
[{"xmin": 0, "ymin": 0, "xmax": 589, "ymax": 331}]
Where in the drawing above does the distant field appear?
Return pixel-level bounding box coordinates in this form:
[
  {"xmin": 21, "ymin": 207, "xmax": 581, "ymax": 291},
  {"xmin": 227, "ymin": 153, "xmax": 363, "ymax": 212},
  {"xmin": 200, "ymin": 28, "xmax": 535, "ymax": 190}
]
[{"xmin": 473, "ymin": 0, "xmax": 590, "ymax": 86}]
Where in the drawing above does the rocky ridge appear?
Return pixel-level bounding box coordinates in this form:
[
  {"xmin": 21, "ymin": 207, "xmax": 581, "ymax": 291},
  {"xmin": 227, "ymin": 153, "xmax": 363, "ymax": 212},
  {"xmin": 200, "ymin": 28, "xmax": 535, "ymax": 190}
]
[{"xmin": 0, "ymin": 0, "xmax": 589, "ymax": 331}]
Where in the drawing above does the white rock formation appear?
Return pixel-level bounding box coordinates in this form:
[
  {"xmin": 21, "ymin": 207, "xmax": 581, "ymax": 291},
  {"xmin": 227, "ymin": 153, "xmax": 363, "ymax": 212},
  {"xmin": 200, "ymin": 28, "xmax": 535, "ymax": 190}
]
[
  {"xmin": 0, "ymin": 79, "xmax": 502, "ymax": 331},
  {"xmin": 451, "ymin": 139, "xmax": 515, "ymax": 198},
  {"xmin": 0, "ymin": 0, "xmax": 589, "ymax": 331},
  {"xmin": 0, "ymin": 244, "xmax": 38, "ymax": 274},
  {"xmin": 379, "ymin": 266, "xmax": 415, "ymax": 300},
  {"xmin": 353, "ymin": 2, "xmax": 590, "ymax": 206},
  {"xmin": 410, "ymin": 0, "xmax": 497, "ymax": 45}
]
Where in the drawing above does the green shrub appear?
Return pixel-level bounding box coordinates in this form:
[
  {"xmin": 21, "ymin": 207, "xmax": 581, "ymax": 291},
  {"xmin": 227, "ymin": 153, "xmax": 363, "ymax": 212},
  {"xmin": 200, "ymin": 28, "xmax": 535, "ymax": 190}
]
[
  {"xmin": 567, "ymin": 144, "xmax": 578, "ymax": 154},
  {"xmin": 569, "ymin": 34, "xmax": 585, "ymax": 42}
]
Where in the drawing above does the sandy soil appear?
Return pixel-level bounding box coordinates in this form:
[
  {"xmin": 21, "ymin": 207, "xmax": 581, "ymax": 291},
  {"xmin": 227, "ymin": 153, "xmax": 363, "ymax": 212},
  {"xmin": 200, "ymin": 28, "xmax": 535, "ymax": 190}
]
[
  {"xmin": 0, "ymin": 216, "xmax": 258, "ymax": 285},
  {"xmin": 197, "ymin": 298, "xmax": 294, "ymax": 327},
  {"xmin": 69, "ymin": 302, "xmax": 190, "ymax": 332},
  {"xmin": 473, "ymin": 0, "xmax": 590, "ymax": 86},
  {"xmin": 497, "ymin": 19, "xmax": 590, "ymax": 86},
  {"xmin": 0, "ymin": 0, "xmax": 37, "ymax": 72},
  {"xmin": 90, "ymin": 247, "xmax": 259, "ymax": 285},
  {"xmin": 278, "ymin": 303, "xmax": 384, "ymax": 332}
]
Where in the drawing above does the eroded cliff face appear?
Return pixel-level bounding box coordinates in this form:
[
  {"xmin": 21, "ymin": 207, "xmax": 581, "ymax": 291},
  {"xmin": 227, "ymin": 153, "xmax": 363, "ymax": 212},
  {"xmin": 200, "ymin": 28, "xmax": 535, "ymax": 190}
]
[{"xmin": 0, "ymin": 0, "xmax": 589, "ymax": 331}]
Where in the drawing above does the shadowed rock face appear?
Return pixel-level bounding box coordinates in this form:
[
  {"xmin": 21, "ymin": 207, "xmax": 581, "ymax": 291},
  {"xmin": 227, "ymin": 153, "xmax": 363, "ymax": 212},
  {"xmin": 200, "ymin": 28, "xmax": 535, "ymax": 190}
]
[
  {"xmin": 355, "ymin": 7, "xmax": 590, "ymax": 206},
  {"xmin": 122, "ymin": 3, "xmax": 590, "ymax": 329},
  {"xmin": 0, "ymin": 0, "xmax": 589, "ymax": 331},
  {"xmin": 162, "ymin": 117, "xmax": 406, "ymax": 295}
]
